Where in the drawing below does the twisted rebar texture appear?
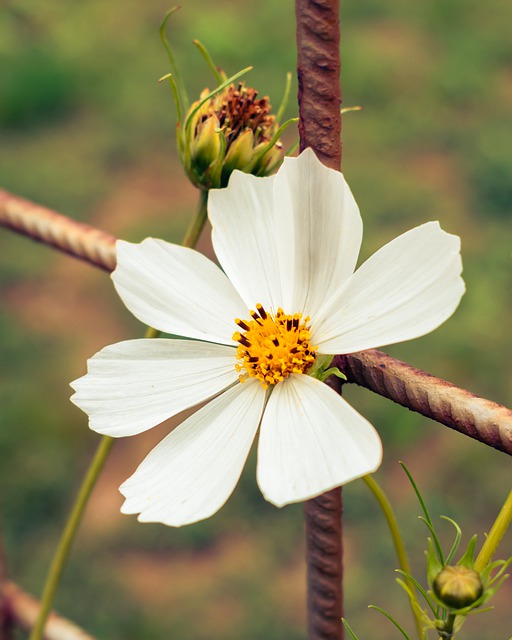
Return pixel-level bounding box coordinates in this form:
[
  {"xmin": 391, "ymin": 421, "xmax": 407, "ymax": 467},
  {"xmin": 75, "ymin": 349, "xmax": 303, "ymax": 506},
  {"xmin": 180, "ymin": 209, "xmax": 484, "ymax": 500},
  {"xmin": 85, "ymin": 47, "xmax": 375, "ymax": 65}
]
[
  {"xmin": 2, "ymin": 582, "xmax": 95, "ymax": 640},
  {"xmin": 296, "ymin": 0, "xmax": 342, "ymax": 169},
  {"xmin": 335, "ymin": 351, "xmax": 512, "ymax": 456},
  {"xmin": 0, "ymin": 189, "xmax": 116, "ymax": 272},
  {"xmin": 296, "ymin": 0, "xmax": 344, "ymax": 638}
]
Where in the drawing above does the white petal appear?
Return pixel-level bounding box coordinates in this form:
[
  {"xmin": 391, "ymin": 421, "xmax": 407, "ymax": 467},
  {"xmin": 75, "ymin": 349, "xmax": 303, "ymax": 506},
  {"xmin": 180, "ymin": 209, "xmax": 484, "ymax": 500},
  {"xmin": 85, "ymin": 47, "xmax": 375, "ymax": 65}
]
[
  {"xmin": 70, "ymin": 339, "xmax": 238, "ymax": 437},
  {"xmin": 209, "ymin": 170, "xmax": 283, "ymax": 311},
  {"xmin": 272, "ymin": 148, "xmax": 363, "ymax": 316},
  {"xmin": 120, "ymin": 380, "xmax": 265, "ymax": 527},
  {"xmin": 112, "ymin": 238, "xmax": 247, "ymax": 344},
  {"xmin": 313, "ymin": 222, "xmax": 465, "ymax": 354},
  {"xmin": 209, "ymin": 149, "xmax": 362, "ymax": 317},
  {"xmin": 257, "ymin": 374, "xmax": 382, "ymax": 507}
]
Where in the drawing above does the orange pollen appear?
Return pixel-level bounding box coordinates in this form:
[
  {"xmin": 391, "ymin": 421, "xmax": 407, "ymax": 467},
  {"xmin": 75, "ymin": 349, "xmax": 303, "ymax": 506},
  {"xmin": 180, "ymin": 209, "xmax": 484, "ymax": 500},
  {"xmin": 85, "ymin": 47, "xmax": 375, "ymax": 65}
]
[{"xmin": 232, "ymin": 304, "xmax": 317, "ymax": 389}]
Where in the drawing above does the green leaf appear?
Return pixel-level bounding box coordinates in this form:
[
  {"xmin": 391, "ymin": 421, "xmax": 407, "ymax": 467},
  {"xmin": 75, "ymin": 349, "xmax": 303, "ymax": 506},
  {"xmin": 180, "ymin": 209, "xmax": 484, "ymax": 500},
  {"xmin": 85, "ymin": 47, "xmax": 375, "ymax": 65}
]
[
  {"xmin": 441, "ymin": 516, "xmax": 462, "ymax": 565},
  {"xmin": 160, "ymin": 7, "xmax": 189, "ymax": 113},
  {"xmin": 368, "ymin": 605, "xmax": 412, "ymax": 639},
  {"xmin": 401, "ymin": 462, "xmax": 445, "ymax": 564},
  {"xmin": 341, "ymin": 618, "xmax": 362, "ymax": 640}
]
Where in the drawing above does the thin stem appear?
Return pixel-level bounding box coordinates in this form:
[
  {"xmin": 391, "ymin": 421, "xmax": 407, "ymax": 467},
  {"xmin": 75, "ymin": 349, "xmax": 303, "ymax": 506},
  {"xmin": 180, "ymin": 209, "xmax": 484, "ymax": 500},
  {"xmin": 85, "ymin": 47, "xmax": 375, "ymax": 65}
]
[
  {"xmin": 475, "ymin": 488, "xmax": 512, "ymax": 572},
  {"xmin": 438, "ymin": 612, "xmax": 456, "ymax": 639},
  {"xmin": 181, "ymin": 190, "xmax": 208, "ymax": 249},
  {"xmin": 29, "ymin": 191, "xmax": 210, "ymax": 639},
  {"xmin": 363, "ymin": 475, "xmax": 424, "ymax": 640},
  {"xmin": 28, "ymin": 435, "xmax": 114, "ymax": 640}
]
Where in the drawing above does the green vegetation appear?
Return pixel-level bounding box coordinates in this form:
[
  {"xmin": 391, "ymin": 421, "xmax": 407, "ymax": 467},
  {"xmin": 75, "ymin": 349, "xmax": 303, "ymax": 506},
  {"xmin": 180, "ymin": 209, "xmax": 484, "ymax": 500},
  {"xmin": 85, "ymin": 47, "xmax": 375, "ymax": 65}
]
[{"xmin": 1, "ymin": 1, "xmax": 510, "ymax": 638}]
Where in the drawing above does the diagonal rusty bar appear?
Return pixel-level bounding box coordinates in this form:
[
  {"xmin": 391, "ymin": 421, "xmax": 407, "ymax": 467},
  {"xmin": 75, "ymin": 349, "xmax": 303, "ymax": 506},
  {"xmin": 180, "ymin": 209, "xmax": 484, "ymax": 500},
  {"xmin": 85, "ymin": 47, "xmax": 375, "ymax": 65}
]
[
  {"xmin": 335, "ymin": 351, "xmax": 512, "ymax": 455},
  {"xmin": 1, "ymin": 186, "xmax": 511, "ymax": 456},
  {"xmin": 0, "ymin": 189, "xmax": 116, "ymax": 272},
  {"xmin": 2, "ymin": 582, "xmax": 96, "ymax": 640},
  {"xmin": 296, "ymin": 0, "xmax": 344, "ymax": 638}
]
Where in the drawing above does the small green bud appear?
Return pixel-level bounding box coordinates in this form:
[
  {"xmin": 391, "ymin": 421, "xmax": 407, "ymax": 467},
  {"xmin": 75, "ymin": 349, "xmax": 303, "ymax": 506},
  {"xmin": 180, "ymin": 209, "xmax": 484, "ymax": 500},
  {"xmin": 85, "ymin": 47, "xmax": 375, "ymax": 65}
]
[{"xmin": 433, "ymin": 565, "xmax": 484, "ymax": 609}]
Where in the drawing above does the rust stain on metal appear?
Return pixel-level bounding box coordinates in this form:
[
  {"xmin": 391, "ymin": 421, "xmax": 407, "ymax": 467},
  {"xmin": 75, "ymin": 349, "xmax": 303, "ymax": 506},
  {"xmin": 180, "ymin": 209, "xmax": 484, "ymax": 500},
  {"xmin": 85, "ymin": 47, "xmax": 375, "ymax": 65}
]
[{"xmin": 336, "ymin": 350, "xmax": 512, "ymax": 456}]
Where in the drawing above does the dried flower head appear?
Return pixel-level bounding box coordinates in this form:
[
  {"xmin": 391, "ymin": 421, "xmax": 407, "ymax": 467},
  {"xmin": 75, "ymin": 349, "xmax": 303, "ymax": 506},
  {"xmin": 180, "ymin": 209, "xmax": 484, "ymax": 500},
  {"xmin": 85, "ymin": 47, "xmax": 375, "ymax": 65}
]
[{"xmin": 184, "ymin": 81, "xmax": 285, "ymax": 189}]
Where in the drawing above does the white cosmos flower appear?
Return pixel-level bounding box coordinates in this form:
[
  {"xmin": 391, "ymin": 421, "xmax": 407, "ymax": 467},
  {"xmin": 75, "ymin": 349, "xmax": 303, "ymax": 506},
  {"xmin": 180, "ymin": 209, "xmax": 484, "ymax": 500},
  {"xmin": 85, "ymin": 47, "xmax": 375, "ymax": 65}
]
[{"xmin": 70, "ymin": 148, "xmax": 465, "ymax": 527}]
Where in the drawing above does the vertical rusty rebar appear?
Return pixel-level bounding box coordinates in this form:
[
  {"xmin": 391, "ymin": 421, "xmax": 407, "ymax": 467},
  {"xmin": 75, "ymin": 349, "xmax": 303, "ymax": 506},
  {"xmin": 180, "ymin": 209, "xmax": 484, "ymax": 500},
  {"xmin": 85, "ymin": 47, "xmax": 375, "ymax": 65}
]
[
  {"xmin": 296, "ymin": 1, "xmax": 343, "ymax": 638},
  {"xmin": 296, "ymin": 0, "xmax": 342, "ymax": 169}
]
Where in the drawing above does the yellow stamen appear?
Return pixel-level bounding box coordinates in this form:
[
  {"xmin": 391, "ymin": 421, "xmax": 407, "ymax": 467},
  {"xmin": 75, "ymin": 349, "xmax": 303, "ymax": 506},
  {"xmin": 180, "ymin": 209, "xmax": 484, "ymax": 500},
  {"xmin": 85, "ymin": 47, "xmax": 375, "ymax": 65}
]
[{"xmin": 232, "ymin": 305, "xmax": 317, "ymax": 388}]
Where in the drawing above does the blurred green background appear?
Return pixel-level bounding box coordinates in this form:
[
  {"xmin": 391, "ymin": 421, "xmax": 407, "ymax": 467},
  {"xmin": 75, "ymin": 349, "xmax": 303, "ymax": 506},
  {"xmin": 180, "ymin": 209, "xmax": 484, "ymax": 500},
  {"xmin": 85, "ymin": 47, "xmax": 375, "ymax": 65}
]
[{"xmin": 1, "ymin": 0, "xmax": 511, "ymax": 638}]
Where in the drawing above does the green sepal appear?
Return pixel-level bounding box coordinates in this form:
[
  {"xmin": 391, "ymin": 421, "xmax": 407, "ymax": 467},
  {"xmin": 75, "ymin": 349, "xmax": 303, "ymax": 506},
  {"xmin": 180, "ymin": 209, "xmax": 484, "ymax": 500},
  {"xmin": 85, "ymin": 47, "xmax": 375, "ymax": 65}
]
[
  {"xmin": 159, "ymin": 72, "xmax": 182, "ymax": 124},
  {"xmin": 395, "ymin": 569, "xmax": 438, "ymax": 616},
  {"xmin": 458, "ymin": 534, "xmax": 478, "ymax": 570},
  {"xmin": 246, "ymin": 116, "xmax": 298, "ymax": 173},
  {"xmin": 192, "ymin": 39, "xmax": 225, "ymax": 84},
  {"xmin": 401, "ymin": 462, "xmax": 445, "ymax": 564},
  {"xmin": 368, "ymin": 605, "xmax": 412, "ymax": 639},
  {"xmin": 308, "ymin": 355, "xmax": 347, "ymax": 383},
  {"xmin": 441, "ymin": 516, "xmax": 462, "ymax": 566},
  {"xmin": 317, "ymin": 367, "xmax": 347, "ymax": 383},
  {"xmin": 426, "ymin": 537, "xmax": 444, "ymax": 586},
  {"xmin": 341, "ymin": 618, "xmax": 362, "ymax": 640},
  {"xmin": 275, "ymin": 71, "xmax": 292, "ymax": 123},
  {"xmin": 160, "ymin": 7, "xmax": 189, "ymax": 113}
]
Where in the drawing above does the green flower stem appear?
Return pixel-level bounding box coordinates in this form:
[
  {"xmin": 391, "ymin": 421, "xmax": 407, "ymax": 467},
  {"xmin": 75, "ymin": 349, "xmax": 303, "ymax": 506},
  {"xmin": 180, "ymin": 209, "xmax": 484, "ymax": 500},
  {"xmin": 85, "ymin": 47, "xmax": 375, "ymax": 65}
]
[
  {"xmin": 29, "ymin": 191, "xmax": 210, "ymax": 640},
  {"xmin": 181, "ymin": 189, "xmax": 208, "ymax": 249},
  {"xmin": 475, "ymin": 488, "xmax": 512, "ymax": 573},
  {"xmin": 363, "ymin": 474, "xmax": 424, "ymax": 640},
  {"xmin": 438, "ymin": 612, "xmax": 456, "ymax": 639},
  {"xmin": 28, "ymin": 434, "xmax": 114, "ymax": 640}
]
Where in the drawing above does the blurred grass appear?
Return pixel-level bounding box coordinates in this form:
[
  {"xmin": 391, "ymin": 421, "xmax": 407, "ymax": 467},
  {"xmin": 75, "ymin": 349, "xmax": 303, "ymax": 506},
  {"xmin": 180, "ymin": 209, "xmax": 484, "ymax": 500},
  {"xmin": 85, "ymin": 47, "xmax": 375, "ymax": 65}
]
[{"xmin": 1, "ymin": 0, "xmax": 511, "ymax": 639}]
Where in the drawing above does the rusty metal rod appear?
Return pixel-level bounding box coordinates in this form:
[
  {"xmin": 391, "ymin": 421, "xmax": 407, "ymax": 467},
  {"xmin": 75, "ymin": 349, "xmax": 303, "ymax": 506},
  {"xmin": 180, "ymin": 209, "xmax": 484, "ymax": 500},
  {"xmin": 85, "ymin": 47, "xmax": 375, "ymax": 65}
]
[
  {"xmin": 336, "ymin": 351, "xmax": 512, "ymax": 455},
  {"xmin": 0, "ymin": 189, "xmax": 116, "ymax": 272},
  {"xmin": 2, "ymin": 582, "xmax": 96, "ymax": 640},
  {"xmin": 296, "ymin": 0, "xmax": 342, "ymax": 170},
  {"xmin": 296, "ymin": 0, "xmax": 344, "ymax": 637}
]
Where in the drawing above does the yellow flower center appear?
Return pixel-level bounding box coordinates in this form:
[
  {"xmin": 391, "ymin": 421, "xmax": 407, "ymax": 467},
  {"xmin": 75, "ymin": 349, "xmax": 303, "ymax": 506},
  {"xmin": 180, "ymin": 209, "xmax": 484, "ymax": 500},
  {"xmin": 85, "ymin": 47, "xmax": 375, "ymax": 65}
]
[{"xmin": 233, "ymin": 304, "xmax": 317, "ymax": 389}]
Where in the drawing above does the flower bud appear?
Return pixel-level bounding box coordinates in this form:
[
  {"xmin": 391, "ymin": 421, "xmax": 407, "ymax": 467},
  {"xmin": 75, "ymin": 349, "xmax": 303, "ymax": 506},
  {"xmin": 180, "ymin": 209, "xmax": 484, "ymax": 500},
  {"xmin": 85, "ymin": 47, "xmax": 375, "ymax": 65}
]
[
  {"xmin": 181, "ymin": 82, "xmax": 286, "ymax": 189},
  {"xmin": 433, "ymin": 565, "xmax": 484, "ymax": 609},
  {"xmin": 160, "ymin": 15, "xmax": 293, "ymax": 190}
]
